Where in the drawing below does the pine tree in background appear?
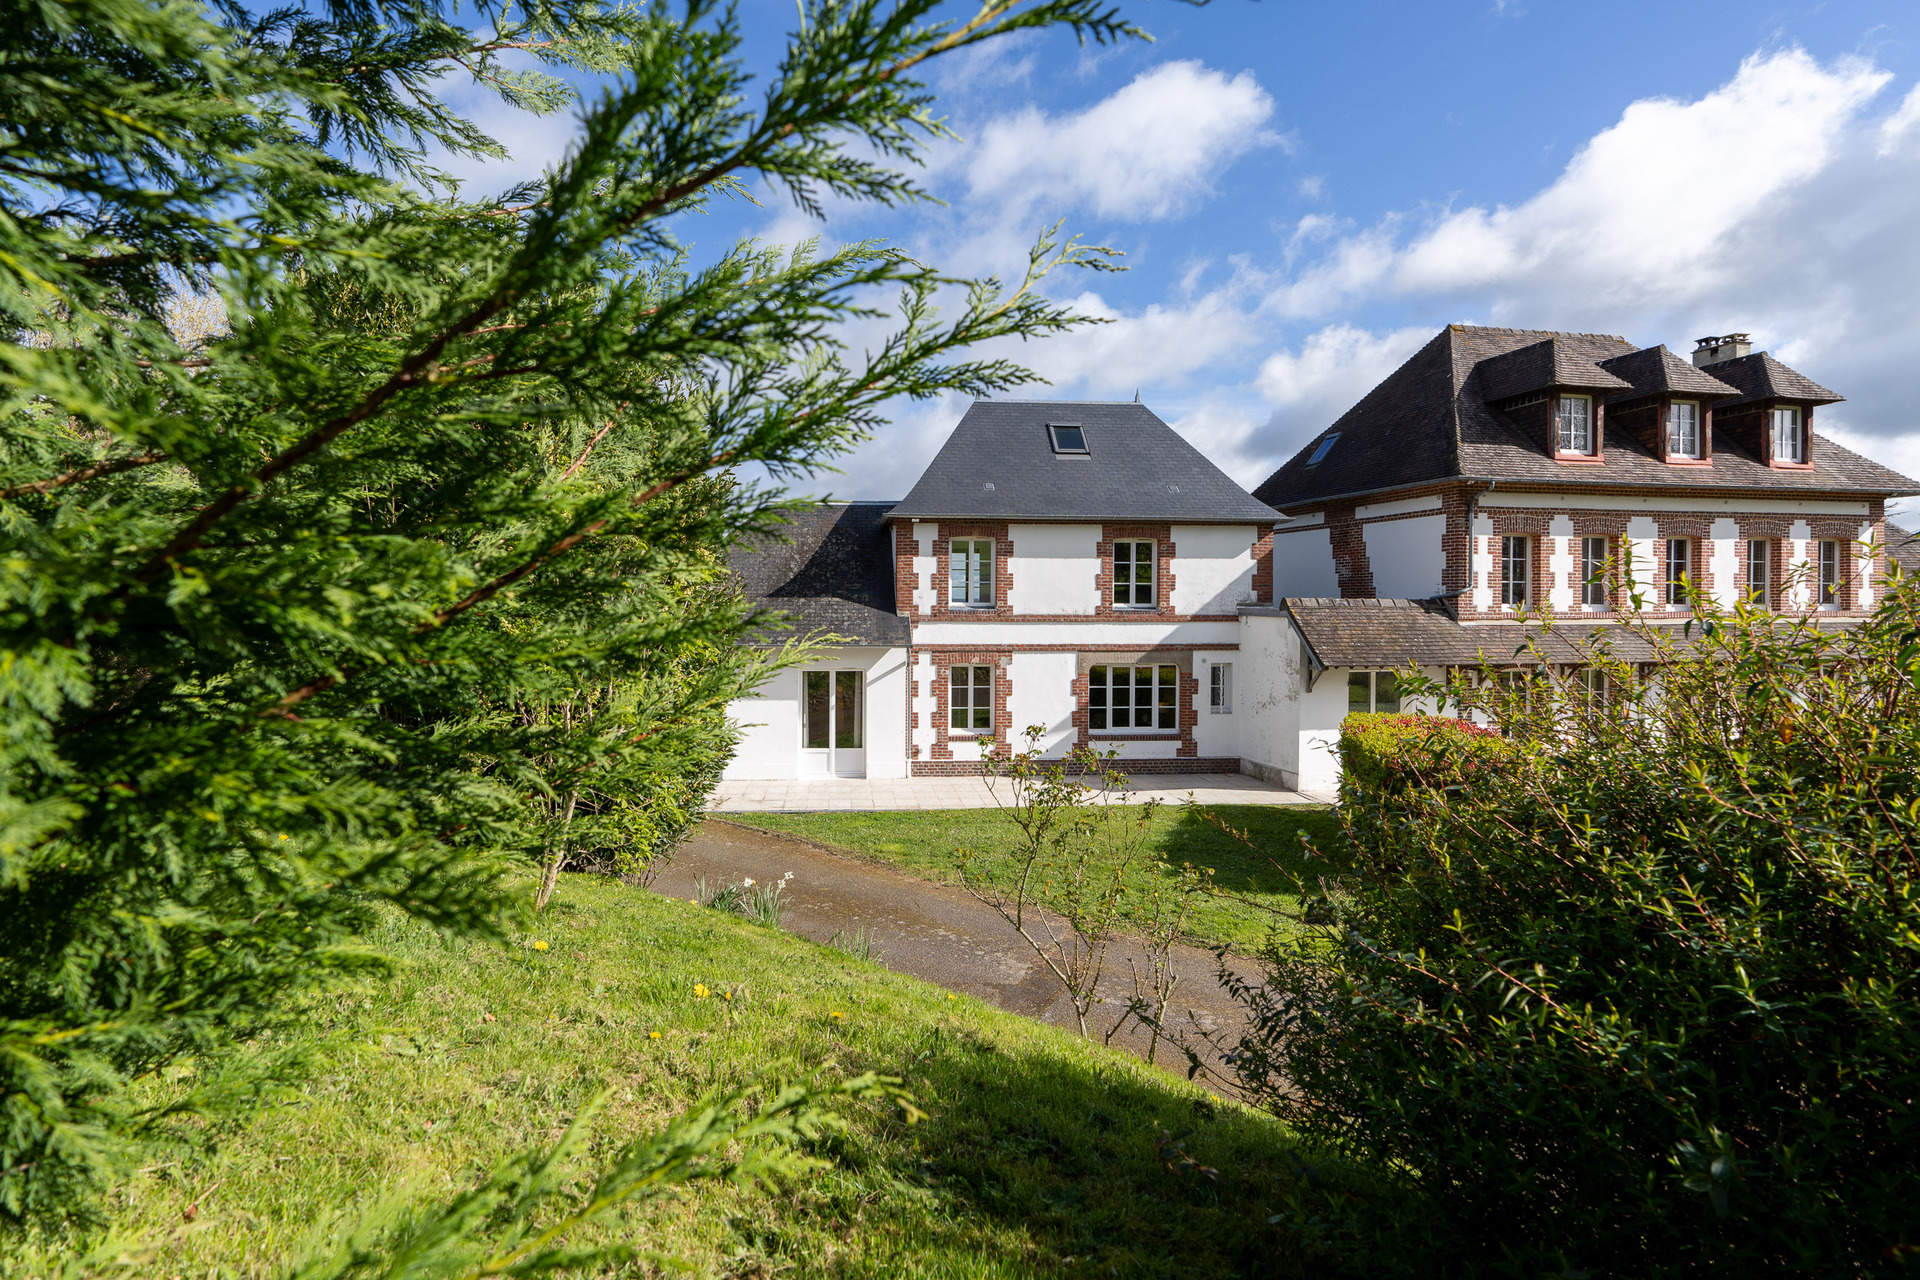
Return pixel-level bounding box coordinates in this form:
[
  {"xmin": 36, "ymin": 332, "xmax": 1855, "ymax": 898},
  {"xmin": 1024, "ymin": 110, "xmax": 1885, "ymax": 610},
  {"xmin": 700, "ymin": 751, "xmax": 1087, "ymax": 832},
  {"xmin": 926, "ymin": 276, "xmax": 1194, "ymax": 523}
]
[{"xmin": 0, "ymin": 0, "xmax": 1138, "ymax": 1230}]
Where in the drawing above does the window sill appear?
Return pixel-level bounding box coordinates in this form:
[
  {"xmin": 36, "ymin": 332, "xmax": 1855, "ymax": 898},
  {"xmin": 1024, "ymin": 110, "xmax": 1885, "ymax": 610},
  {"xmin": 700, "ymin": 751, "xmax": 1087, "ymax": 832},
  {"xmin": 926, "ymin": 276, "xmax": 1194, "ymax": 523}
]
[
  {"xmin": 1551, "ymin": 454, "xmax": 1604, "ymax": 465},
  {"xmin": 1111, "ymin": 604, "xmax": 1161, "ymax": 612},
  {"xmin": 1091, "ymin": 730, "xmax": 1179, "ymax": 739}
]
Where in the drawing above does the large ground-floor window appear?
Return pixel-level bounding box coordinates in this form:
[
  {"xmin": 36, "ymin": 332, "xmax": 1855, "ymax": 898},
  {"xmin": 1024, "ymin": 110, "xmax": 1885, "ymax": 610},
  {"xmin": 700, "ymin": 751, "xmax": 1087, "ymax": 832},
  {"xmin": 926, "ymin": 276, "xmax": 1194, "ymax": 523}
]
[{"xmin": 1089, "ymin": 663, "xmax": 1177, "ymax": 730}]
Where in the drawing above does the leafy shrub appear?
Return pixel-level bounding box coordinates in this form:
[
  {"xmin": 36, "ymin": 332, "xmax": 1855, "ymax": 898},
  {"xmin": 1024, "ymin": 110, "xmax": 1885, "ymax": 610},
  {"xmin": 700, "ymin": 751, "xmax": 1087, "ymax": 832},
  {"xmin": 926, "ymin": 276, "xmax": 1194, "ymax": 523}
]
[
  {"xmin": 1232, "ymin": 586, "xmax": 1920, "ymax": 1275},
  {"xmin": 1336, "ymin": 711, "xmax": 1508, "ymax": 798}
]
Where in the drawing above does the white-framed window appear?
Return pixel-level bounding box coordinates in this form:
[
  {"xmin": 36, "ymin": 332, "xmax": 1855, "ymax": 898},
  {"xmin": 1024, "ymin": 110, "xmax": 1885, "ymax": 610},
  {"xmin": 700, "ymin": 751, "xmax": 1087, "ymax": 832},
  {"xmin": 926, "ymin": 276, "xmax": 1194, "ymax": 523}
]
[
  {"xmin": 1577, "ymin": 666, "xmax": 1609, "ymax": 705},
  {"xmin": 1556, "ymin": 394, "xmax": 1594, "ymax": 454},
  {"xmin": 1113, "ymin": 540, "xmax": 1155, "ymax": 607},
  {"xmin": 1581, "ymin": 536, "xmax": 1610, "ymax": 608},
  {"xmin": 1667, "ymin": 400, "xmax": 1701, "ymax": 458},
  {"xmin": 1747, "ymin": 539, "xmax": 1772, "ymax": 608},
  {"xmin": 1666, "ymin": 538, "xmax": 1691, "ymax": 606},
  {"xmin": 949, "ymin": 665, "xmax": 992, "ymax": 731},
  {"xmin": 1089, "ymin": 664, "xmax": 1178, "ymax": 731},
  {"xmin": 1347, "ymin": 670, "xmax": 1401, "ymax": 715},
  {"xmin": 1209, "ymin": 663, "xmax": 1233, "ymax": 714},
  {"xmin": 1500, "ymin": 535, "xmax": 1530, "ymax": 606},
  {"xmin": 1819, "ymin": 540, "xmax": 1841, "ymax": 607},
  {"xmin": 1770, "ymin": 407, "xmax": 1804, "ymax": 463},
  {"xmin": 949, "ymin": 539, "xmax": 993, "ymax": 607}
]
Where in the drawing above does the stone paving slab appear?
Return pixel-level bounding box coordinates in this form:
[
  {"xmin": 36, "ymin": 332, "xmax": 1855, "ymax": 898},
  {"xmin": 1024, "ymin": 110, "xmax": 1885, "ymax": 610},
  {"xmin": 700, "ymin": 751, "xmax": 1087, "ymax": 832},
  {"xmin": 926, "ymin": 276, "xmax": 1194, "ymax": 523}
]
[{"xmin": 711, "ymin": 772, "xmax": 1332, "ymax": 812}]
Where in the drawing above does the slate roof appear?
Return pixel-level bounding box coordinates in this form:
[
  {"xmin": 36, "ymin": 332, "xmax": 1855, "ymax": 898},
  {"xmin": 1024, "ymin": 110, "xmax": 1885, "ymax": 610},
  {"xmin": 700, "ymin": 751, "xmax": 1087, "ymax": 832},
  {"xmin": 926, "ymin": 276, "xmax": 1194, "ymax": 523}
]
[
  {"xmin": 729, "ymin": 502, "xmax": 909, "ymax": 646},
  {"xmin": 1597, "ymin": 345, "xmax": 1741, "ymax": 403},
  {"xmin": 1890, "ymin": 523, "xmax": 1920, "ymax": 576},
  {"xmin": 891, "ymin": 400, "xmax": 1282, "ymax": 524},
  {"xmin": 1476, "ymin": 337, "xmax": 1634, "ymax": 401},
  {"xmin": 1254, "ymin": 325, "xmax": 1918, "ymax": 512},
  {"xmin": 1280, "ymin": 597, "xmax": 1861, "ymax": 670},
  {"xmin": 1703, "ymin": 351, "xmax": 1843, "ymax": 409}
]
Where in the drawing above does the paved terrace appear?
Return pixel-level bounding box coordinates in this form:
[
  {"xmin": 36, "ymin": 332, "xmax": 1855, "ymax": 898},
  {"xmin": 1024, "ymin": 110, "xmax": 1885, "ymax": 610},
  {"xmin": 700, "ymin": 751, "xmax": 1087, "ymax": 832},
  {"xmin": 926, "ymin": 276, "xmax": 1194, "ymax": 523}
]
[{"xmin": 710, "ymin": 772, "xmax": 1331, "ymax": 812}]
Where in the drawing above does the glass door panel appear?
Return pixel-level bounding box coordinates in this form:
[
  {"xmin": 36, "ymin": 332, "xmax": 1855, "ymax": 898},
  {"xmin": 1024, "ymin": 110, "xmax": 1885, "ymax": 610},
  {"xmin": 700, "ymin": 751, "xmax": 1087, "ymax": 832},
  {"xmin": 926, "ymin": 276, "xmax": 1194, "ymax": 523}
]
[
  {"xmin": 804, "ymin": 671, "xmax": 831, "ymax": 749},
  {"xmin": 834, "ymin": 671, "xmax": 863, "ymax": 747}
]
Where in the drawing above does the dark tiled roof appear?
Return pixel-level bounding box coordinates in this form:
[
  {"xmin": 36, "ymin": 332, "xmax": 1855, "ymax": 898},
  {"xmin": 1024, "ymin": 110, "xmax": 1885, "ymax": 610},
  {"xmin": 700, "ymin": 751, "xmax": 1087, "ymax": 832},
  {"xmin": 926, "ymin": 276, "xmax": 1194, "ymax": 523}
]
[
  {"xmin": 1280, "ymin": 596, "xmax": 1860, "ymax": 669},
  {"xmin": 890, "ymin": 400, "xmax": 1282, "ymax": 524},
  {"xmin": 1253, "ymin": 325, "xmax": 1918, "ymax": 510},
  {"xmin": 1476, "ymin": 337, "xmax": 1634, "ymax": 401},
  {"xmin": 730, "ymin": 503, "xmax": 908, "ymax": 646},
  {"xmin": 1890, "ymin": 523, "xmax": 1920, "ymax": 576},
  {"xmin": 1597, "ymin": 345, "xmax": 1741, "ymax": 403},
  {"xmin": 1703, "ymin": 351, "xmax": 1842, "ymax": 409}
]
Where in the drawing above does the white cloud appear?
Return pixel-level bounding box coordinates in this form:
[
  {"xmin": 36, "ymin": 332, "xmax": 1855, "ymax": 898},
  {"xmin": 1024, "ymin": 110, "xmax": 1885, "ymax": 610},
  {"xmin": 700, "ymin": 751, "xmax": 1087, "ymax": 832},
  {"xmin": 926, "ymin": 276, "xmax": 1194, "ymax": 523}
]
[
  {"xmin": 963, "ymin": 60, "xmax": 1280, "ymax": 222},
  {"xmin": 1248, "ymin": 323, "xmax": 1432, "ymax": 461}
]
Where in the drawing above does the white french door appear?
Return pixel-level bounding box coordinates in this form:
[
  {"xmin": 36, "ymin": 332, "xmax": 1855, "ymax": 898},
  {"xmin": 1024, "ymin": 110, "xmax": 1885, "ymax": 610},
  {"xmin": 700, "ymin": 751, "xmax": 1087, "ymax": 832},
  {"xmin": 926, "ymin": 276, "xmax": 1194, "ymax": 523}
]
[{"xmin": 800, "ymin": 669, "xmax": 866, "ymax": 777}]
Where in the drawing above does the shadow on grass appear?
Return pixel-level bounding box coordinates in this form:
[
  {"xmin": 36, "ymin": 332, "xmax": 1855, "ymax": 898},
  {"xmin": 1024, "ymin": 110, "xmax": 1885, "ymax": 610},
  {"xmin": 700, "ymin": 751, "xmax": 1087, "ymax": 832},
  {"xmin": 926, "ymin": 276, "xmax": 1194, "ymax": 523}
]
[{"xmin": 1152, "ymin": 804, "xmax": 1348, "ymax": 899}]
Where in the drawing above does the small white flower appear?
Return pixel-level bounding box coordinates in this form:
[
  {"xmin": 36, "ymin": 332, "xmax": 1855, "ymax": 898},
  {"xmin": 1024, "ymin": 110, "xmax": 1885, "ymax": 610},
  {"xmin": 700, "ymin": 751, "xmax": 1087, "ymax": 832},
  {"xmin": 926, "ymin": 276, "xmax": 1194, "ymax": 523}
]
[{"xmin": 742, "ymin": 877, "xmax": 755, "ymax": 887}]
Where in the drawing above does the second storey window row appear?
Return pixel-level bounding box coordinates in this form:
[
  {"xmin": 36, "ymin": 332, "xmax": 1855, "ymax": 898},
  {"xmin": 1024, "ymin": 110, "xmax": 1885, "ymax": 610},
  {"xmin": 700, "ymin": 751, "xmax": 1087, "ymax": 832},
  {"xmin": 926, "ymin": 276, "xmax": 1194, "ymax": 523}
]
[
  {"xmin": 1113, "ymin": 540, "xmax": 1156, "ymax": 607},
  {"xmin": 950, "ymin": 539, "xmax": 993, "ymax": 607}
]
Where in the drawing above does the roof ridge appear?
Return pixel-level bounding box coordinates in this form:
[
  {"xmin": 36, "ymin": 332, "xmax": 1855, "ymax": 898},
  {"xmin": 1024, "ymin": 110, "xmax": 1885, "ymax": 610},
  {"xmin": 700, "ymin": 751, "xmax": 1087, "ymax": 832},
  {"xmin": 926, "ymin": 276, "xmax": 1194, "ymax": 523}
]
[{"xmin": 1448, "ymin": 323, "xmax": 1631, "ymax": 343}]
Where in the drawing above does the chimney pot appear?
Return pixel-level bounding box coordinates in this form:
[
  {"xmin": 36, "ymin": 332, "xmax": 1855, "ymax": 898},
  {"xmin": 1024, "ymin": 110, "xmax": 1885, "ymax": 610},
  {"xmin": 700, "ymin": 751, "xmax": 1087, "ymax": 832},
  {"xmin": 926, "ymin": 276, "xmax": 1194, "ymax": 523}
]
[{"xmin": 1692, "ymin": 333, "xmax": 1752, "ymax": 367}]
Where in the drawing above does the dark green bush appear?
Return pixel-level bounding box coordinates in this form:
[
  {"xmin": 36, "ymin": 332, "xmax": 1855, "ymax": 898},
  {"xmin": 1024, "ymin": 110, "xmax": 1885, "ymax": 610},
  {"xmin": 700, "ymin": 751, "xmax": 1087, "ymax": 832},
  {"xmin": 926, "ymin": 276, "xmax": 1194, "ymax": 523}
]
[
  {"xmin": 1336, "ymin": 711, "xmax": 1509, "ymax": 798},
  {"xmin": 1232, "ymin": 587, "xmax": 1920, "ymax": 1276}
]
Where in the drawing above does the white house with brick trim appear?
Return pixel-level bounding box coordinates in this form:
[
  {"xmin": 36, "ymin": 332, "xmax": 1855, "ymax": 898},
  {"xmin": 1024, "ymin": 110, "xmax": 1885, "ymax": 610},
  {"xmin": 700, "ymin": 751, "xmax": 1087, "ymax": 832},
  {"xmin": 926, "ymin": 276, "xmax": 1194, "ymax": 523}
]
[{"xmin": 725, "ymin": 329, "xmax": 1919, "ymax": 790}]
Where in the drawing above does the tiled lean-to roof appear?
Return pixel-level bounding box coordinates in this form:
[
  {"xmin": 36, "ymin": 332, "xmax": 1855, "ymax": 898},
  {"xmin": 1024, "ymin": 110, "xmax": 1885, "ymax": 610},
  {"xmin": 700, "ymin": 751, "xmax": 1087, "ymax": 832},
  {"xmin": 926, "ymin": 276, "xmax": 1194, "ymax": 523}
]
[
  {"xmin": 729, "ymin": 502, "xmax": 909, "ymax": 646},
  {"xmin": 1279, "ymin": 597, "xmax": 1864, "ymax": 670},
  {"xmin": 891, "ymin": 399, "xmax": 1283, "ymax": 524},
  {"xmin": 1254, "ymin": 325, "xmax": 1918, "ymax": 511}
]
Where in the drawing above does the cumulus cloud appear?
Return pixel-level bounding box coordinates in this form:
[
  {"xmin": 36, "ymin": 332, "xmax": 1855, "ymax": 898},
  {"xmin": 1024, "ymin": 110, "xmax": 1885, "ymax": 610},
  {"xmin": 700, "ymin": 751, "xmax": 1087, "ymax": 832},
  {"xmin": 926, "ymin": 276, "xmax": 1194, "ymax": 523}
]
[{"xmin": 963, "ymin": 60, "xmax": 1281, "ymax": 222}]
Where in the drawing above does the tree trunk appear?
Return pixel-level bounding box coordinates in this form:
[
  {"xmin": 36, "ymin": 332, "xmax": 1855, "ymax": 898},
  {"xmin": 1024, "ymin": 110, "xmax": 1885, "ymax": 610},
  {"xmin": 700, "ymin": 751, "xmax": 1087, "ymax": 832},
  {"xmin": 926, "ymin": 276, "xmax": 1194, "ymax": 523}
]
[{"xmin": 533, "ymin": 790, "xmax": 579, "ymax": 912}]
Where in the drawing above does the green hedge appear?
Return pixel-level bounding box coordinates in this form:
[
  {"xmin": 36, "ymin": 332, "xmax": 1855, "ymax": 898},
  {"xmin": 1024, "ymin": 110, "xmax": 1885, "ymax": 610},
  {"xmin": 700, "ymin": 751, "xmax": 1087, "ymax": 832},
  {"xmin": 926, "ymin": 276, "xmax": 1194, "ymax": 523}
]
[{"xmin": 1336, "ymin": 711, "xmax": 1508, "ymax": 797}]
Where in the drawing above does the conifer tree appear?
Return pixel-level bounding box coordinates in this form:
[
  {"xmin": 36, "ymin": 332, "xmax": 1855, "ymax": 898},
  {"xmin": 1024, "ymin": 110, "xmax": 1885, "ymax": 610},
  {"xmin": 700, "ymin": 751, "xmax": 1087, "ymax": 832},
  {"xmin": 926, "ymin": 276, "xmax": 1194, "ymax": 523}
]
[{"xmin": 0, "ymin": 0, "xmax": 1138, "ymax": 1227}]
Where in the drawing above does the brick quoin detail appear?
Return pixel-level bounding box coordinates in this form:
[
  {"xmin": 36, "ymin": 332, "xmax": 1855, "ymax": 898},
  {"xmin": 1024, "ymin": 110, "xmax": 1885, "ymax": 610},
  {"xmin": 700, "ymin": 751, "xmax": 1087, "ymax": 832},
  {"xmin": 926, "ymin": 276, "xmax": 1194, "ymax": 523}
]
[
  {"xmin": 1094, "ymin": 523, "xmax": 1178, "ymax": 616},
  {"xmin": 1250, "ymin": 530, "xmax": 1274, "ymax": 603},
  {"xmin": 1323, "ymin": 504, "xmax": 1375, "ymax": 598}
]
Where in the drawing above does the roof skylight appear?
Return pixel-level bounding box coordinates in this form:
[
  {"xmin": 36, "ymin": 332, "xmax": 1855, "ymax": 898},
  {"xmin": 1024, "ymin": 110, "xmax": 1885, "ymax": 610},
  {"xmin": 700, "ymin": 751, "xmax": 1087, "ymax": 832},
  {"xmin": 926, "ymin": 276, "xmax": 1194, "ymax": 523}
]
[
  {"xmin": 1048, "ymin": 423, "xmax": 1090, "ymax": 454},
  {"xmin": 1305, "ymin": 432, "xmax": 1340, "ymax": 467}
]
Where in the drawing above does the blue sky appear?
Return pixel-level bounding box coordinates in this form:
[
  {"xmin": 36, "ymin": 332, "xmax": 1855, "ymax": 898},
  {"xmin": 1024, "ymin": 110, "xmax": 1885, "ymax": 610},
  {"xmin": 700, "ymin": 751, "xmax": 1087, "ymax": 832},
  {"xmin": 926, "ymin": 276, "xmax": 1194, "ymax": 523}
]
[{"xmin": 436, "ymin": 0, "xmax": 1920, "ymax": 518}]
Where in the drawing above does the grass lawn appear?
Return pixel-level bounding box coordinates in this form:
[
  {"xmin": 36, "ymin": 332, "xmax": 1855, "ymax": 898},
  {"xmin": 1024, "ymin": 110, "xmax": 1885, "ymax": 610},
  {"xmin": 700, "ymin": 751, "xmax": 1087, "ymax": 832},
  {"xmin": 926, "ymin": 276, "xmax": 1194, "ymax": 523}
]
[
  {"xmin": 78, "ymin": 874, "xmax": 1358, "ymax": 1279},
  {"xmin": 725, "ymin": 804, "xmax": 1346, "ymax": 952}
]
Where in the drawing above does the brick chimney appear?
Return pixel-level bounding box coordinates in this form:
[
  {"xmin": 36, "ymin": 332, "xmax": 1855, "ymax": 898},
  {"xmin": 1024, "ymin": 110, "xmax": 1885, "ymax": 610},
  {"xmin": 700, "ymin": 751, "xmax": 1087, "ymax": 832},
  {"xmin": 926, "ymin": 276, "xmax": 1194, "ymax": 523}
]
[{"xmin": 1692, "ymin": 333, "xmax": 1751, "ymax": 367}]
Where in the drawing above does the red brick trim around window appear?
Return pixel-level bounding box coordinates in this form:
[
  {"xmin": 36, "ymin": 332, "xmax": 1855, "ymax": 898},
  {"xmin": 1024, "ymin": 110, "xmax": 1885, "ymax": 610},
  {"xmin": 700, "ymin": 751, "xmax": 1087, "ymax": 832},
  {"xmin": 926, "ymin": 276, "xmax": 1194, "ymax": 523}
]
[
  {"xmin": 925, "ymin": 649, "xmax": 1012, "ymax": 761},
  {"xmin": 1094, "ymin": 523, "xmax": 1178, "ymax": 617}
]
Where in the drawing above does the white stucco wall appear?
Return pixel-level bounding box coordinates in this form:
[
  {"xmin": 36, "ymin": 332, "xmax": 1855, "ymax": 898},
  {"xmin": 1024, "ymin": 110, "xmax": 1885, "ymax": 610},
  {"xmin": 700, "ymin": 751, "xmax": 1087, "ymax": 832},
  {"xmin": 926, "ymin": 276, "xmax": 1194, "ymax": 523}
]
[
  {"xmin": 911, "ymin": 522, "xmax": 938, "ymax": 616},
  {"xmin": 1362, "ymin": 514, "xmax": 1447, "ymax": 599},
  {"xmin": 1547, "ymin": 515, "xmax": 1576, "ymax": 610},
  {"xmin": 1471, "ymin": 513, "xmax": 1495, "ymax": 611},
  {"xmin": 1008, "ymin": 523, "xmax": 1100, "ymax": 614},
  {"xmin": 1234, "ymin": 613, "xmax": 1301, "ymax": 786},
  {"xmin": 723, "ymin": 646, "xmax": 908, "ymax": 780},
  {"xmin": 1710, "ymin": 518, "xmax": 1741, "ymax": 608},
  {"xmin": 1787, "ymin": 519, "xmax": 1814, "ymax": 609},
  {"xmin": 910, "ymin": 650, "xmax": 938, "ymax": 761},
  {"xmin": 1171, "ymin": 525, "xmax": 1258, "ymax": 615},
  {"xmin": 1272, "ymin": 526, "xmax": 1340, "ymax": 598},
  {"xmin": 1008, "ymin": 651, "xmax": 1078, "ymax": 757}
]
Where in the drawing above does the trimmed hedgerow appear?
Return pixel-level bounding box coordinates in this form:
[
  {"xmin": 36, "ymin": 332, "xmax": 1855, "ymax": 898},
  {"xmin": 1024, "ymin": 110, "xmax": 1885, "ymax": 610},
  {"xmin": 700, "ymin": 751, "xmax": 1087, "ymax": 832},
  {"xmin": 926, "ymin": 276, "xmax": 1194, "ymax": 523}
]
[
  {"xmin": 1336, "ymin": 712, "xmax": 1509, "ymax": 797},
  {"xmin": 1231, "ymin": 585, "xmax": 1920, "ymax": 1276}
]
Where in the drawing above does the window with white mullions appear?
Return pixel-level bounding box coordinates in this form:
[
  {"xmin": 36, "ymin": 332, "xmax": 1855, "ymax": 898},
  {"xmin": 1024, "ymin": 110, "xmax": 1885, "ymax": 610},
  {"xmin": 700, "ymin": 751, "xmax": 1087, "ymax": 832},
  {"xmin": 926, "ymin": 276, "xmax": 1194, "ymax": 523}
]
[
  {"xmin": 1666, "ymin": 538, "xmax": 1692, "ymax": 606},
  {"xmin": 1666, "ymin": 400, "xmax": 1701, "ymax": 458},
  {"xmin": 1770, "ymin": 407, "xmax": 1803, "ymax": 463},
  {"xmin": 1500, "ymin": 535, "xmax": 1530, "ymax": 606},
  {"xmin": 1347, "ymin": 670, "xmax": 1401, "ymax": 715},
  {"xmin": 1088, "ymin": 664, "xmax": 1177, "ymax": 731},
  {"xmin": 1819, "ymin": 540, "xmax": 1842, "ymax": 607},
  {"xmin": 1747, "ymin": 539, "xmax": 1772, "ymax": 608},
  {"xmin": 948, "ymin": 665, "xmax": 992, "ymax": 731},
  {"xmin": 1209, "ymin": 663, "xmax": 1233, "ymax": 714},
  {"xmin": 949, "ymin": 539, "xmax": 993, "ymax": 607},
  {"xmin": 1113, "ymin": 540, "xmax": 1155, "ymax": 607},
  {"xmin": 1556, "ymin": 394, "xmax": 1594, "ymax": 454},
  {"xmin": 1581, "ymin": 536, "xmax": 1610, "ymax": 608},
  {"xmin": 1577, "ymin": 666, "xmax": 1609, "ymax": 706}
]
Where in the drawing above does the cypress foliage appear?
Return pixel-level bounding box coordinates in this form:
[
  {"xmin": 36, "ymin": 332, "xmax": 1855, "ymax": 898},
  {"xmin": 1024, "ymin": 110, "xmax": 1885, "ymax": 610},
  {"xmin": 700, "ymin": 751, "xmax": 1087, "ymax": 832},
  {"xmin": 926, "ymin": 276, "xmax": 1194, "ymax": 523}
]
[{"xmin": 0, "ymin": 0, "xmax": 1140, "ymax": 1228}]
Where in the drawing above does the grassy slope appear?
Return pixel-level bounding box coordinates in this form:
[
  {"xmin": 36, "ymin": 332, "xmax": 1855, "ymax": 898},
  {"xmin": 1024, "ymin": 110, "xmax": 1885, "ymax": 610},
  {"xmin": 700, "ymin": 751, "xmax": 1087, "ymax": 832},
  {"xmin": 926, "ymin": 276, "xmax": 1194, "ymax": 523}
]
[
  {"xmin": 727, "ymin": 804, "xmax": 1345, "ymax": 952},
  {"xmin": 99, "ymin": 875, "xmax": 1336, "ymax": 1279}
]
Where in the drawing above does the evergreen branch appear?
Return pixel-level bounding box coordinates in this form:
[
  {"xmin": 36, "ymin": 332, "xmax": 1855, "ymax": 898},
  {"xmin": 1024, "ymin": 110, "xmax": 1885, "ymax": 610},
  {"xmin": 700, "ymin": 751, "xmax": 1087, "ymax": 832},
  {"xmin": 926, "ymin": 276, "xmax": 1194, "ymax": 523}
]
[{"xmin": 1, "ymin": 450, "xmax": 167, "ymax": 499}]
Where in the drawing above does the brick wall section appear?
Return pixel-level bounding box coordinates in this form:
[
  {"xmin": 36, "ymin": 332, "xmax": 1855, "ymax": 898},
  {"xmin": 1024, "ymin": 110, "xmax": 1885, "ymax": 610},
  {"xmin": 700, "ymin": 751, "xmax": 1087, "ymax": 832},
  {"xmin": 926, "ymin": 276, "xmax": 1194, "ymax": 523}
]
[
  {"xmin": 1250, "ymin": 530, "xmax": 1274, "ymax": 604},
  {"xmin": 1094, "ymin": 523, "xmax": 1179, "ymax": 616},
  {"xmin": 1324, "ymin": 504, "xmax": 1376, "ymax": 598},
  {"xmin": 1442, "ymin": 489, "xmax": 1474, "ymax": 598}
]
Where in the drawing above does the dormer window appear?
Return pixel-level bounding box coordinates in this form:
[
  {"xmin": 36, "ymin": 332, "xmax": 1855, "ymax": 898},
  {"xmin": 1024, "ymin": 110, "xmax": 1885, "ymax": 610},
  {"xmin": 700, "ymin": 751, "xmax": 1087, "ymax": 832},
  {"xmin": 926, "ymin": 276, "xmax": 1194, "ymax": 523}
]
[
  {"xmin": 1048, "ymin": 423, "xmax": 1089, "ymax": 455},
  {"xmin": 1666, "ymin": 401, "xmax": 1701, "ymax": 459},
  {"xmin": 1770, "ymin": 407, "xmax": 1804, "ymax": 463},
  {"xmin": 1556, "ymin": 395, "xmax": 1594, "ymax": 455},
  {"xmin": 1305, "ymin": 433, "xmax": 1340, "ymax": 467}
]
